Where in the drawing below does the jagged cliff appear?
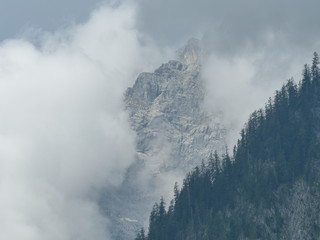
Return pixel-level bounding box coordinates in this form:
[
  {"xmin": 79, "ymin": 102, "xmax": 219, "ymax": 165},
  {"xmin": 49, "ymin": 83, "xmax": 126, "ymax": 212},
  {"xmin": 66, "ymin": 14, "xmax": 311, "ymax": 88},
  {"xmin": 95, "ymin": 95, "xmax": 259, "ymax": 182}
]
[
  {"xmin": 125, "ymin": 38, "xmax": 226, "ymax": 173},
  {"xmin": 102, "ymin": 39, "xmax": 227, "ymax": 240}
]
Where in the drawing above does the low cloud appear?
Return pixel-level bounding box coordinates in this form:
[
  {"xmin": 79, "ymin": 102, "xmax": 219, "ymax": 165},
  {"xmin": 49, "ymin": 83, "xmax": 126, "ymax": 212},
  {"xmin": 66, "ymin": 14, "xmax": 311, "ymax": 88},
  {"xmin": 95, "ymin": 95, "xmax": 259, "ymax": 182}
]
[
  {"xmin": 202, "ymin": 49, "xmax": 312, "ymax": 146},
  {"xmin": 0, "ymin": 3, "xmax": 166, "ymax": 240}
]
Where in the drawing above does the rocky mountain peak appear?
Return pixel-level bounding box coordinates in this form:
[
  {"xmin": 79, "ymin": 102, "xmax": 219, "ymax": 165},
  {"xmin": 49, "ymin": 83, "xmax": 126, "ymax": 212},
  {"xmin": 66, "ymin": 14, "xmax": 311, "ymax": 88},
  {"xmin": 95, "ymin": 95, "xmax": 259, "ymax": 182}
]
[
  {"xmin": 177, "ymin": 38, "xmax": 201, "ymax": 65},
  {"xmin": 104, "ymin": 39, "xmax": 226, "ymax": 240}
]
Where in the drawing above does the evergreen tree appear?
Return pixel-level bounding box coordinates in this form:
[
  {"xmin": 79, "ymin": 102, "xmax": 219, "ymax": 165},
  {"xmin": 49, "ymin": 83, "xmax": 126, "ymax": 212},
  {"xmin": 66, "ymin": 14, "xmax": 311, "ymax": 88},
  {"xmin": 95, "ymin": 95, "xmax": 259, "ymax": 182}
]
[
  {"xmin": 173, "ymin": 182, "xmax": 180, "ymax": 204},
  {"xmin": 312, "ymin": 52, "xmax": 320, "ymax": 82}
]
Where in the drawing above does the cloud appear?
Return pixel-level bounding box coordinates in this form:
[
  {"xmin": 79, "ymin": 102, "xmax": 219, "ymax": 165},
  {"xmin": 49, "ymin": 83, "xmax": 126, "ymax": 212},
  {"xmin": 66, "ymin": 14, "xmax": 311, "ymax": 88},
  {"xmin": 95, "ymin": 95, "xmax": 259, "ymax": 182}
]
[
  {"xmin": 0, "ymin": 2, "xmax": 166, "ymax": 240},
  {"xmin": 201, "ymin": 49, "xmax": 313, "ymax": 147}
]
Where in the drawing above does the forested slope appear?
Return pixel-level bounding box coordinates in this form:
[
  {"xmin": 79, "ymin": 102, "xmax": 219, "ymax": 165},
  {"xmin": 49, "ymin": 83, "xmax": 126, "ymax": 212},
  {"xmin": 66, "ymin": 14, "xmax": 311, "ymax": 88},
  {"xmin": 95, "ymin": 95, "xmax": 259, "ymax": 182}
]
[{"xmin": 136, "ymin": 53, "xmax": 320, "ymax": 240}]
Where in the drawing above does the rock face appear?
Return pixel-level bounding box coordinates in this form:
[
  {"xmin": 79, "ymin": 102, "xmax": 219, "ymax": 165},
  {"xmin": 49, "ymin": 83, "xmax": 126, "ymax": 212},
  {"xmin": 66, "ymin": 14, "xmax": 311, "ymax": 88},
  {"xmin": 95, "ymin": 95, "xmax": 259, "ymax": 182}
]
[
  {"xmin": 125, "ymin": 38, "xmax": 226, "ymax": 174},
  {"xmin": 103, "ymin": 39, "xmax": 227, "ymax": 240}
]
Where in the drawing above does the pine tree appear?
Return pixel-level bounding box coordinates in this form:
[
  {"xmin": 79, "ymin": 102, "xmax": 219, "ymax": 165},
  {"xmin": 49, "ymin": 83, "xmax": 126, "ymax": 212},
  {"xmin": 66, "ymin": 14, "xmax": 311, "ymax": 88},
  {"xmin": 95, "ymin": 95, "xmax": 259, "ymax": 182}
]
[
  {"xmin": 159, "ymin": 197, "xmax": 166, "ymax": 218},
  {"xmin": 173, "ymin": 182, "xmax": 180, "ymax": 204},
  {"xmin": 302, "ymin": 64, "xmax": 311, "ymax": 90},
  {"xmin": 312, "ymin": 52, "xmax": 320, "ymax": 82}
]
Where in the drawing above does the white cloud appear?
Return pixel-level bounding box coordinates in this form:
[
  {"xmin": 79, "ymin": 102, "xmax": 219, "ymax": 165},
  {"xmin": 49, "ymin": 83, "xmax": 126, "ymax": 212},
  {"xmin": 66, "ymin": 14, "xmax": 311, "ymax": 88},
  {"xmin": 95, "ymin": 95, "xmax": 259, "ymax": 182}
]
[{"xmin": 0, "ymin": 3, "xmax": 166, "ymax": 240}]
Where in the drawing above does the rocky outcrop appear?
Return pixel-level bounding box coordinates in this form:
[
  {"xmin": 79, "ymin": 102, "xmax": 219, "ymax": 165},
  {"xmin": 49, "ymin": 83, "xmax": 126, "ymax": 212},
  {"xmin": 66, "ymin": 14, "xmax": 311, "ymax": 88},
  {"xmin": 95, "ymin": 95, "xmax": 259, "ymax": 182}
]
[
  {"xmin": 125, "ymin": 38, "xmax": 226, "ymax": 174},
  {"xmin": 102, "ymin": 39, "xmax": 227, "ymax": 240}
]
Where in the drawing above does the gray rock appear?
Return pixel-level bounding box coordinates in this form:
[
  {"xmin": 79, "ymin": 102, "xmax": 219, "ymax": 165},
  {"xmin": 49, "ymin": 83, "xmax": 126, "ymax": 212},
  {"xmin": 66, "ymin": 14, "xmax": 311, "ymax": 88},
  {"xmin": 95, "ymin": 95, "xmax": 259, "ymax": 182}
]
[{"xmin": 102, "ymin": 39, "xmax": 227, "ymax": 240}]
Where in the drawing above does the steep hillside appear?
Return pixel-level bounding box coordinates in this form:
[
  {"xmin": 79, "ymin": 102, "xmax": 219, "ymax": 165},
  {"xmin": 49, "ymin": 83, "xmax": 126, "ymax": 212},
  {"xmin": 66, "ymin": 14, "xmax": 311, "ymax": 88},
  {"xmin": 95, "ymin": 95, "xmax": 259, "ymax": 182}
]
[{"xmin": 138, "ymin": 53, "xmax": 320, "ymax": 240}]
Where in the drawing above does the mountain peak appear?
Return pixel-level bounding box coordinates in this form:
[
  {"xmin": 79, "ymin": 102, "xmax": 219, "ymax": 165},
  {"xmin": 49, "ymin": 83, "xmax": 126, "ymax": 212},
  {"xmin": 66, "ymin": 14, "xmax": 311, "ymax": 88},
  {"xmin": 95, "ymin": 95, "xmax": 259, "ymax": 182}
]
[{"xmin": 177, "ymin": 38, "xmax": 201, "ymax": 65}]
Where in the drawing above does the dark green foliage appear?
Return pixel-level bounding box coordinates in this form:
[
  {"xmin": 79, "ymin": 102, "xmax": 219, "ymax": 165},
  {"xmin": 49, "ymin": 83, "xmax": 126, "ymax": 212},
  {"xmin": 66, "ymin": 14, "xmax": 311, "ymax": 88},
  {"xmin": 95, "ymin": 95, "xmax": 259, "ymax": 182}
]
[{"xmin": 136, "ymin": 53, "xmax": 320, "ymax": 240}]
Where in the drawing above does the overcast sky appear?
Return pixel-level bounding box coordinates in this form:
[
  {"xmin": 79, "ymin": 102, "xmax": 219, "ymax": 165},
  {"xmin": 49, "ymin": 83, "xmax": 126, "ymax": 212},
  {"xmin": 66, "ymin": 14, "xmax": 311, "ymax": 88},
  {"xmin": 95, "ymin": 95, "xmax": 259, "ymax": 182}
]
[
  {"xmin": 2, "ymin": 0, "xmax": 320, "ymax": 55},
  {"xmin": 0, "ymin": 0, "xmax": 106, "ymax": 40},
  {"xmin": 136, "ymin": 0, "xmax": 320, "ymax": 51}
]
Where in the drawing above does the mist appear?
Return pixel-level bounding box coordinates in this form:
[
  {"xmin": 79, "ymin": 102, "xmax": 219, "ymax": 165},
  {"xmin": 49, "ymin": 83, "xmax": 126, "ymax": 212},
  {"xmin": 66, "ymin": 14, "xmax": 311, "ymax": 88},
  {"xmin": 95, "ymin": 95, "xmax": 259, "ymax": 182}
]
[
  {"xmin": 201, "ymin": 50, "xmax": 309, "ymax": 146},
  {"xmin": 0, "ymin": 2, "xmax": 167, "ymax": 240}
]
